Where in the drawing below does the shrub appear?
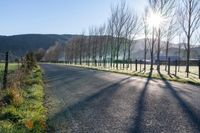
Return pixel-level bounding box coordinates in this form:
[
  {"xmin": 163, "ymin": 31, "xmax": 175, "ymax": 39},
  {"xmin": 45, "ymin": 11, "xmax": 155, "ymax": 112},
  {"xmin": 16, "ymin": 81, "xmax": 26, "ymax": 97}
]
[
  {"xmin": 0, "ymin": 112, "xmax": 22, "ymax": 123},
  {"xmin": 7, "ymin": 83, "xmax": 24, "ymax": 107}
]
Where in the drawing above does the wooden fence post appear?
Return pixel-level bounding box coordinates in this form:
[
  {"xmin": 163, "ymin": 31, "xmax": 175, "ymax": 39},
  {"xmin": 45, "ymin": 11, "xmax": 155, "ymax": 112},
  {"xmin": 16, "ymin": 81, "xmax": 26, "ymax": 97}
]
[
  {"xmin": 168, "ymin": 57, "xmax": 170, "ymax": 75},
  {"xmin": 175, "ymin": 60, "xmax": 178, "ymax": 76},
  {"xmin": 130, "ymin": 61, "xmax": 132, "ymax": 71},
  {"xmin": 17, "ymin": 59, "xmax": 20, "ymax": 69},
  {"xmin": 135, "ymin": 59, "xmax": 138, "ymax": 71},
  {"xmin": 3, "ymin": 52, "xmax": 9, "ymax": 89},
  {"xmin": 199, "ymin": 60, "xmax": 200, "ymax": 79}
]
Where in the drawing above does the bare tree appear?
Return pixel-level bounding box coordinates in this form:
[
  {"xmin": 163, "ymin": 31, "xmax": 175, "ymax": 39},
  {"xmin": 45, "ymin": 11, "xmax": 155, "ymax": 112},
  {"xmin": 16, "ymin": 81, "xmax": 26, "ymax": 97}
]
[
  {"xmin": 89, "ymin": 27, "xmax": 97, "ymax": 66},
  {"xmin": 112, "ymin": 1, "xmax": 130, "ymax": 69},
  {"xmin": 87, "ymin": 27, "xmax": 94, "ymax": 66},
  {"xmin": 142, "ymin": 7, "xmax": 149, "ymax": 71},
  {"xmin": 148, "ymin": 0, "xmax": 175, "ymax": 72},
  {"xmin": 102, "ymin": 25, "xmax": 110, "ymax": 68},
  {"xmin": 43, "ymin": 42, "xmax": 62, "ymax": 62},
  {"xmin": 97, "ymin": 24, "xmax": 106, "ymax": 66},
  {"xmin": 107, "ymin": 14, "xmax": 116, "ymax": 68},
  {"xmin": 79, "ymin": 31, "xmax": 85, "ymax": 65},
  {"xmin": 178, "ymin": 0, "xmax": 200, "ymax": 77},
  {"xmin": 127, "ymin": 14, "xmax": 140, "ymax": 70},
  {"xmin": 34, "ymin": 48, "xmax": 45, "ymax": 61},
  {"xmin": 94, "ymin": 27, "xmax": 99, "ymax": 66},
  {"xmin": 87, "ymin": 28, "xmax": 93, "ymax": 66},
  {"xmin": 165, "ymin": 12, "xmax": 179, "ymax": 71},
  {"xmin": 122, "ymin": 12, "xmax": 132, "ymax": 69},
  {"xmin": 65, "ymin": 40, "xmax": 74, "ymax": 64}
]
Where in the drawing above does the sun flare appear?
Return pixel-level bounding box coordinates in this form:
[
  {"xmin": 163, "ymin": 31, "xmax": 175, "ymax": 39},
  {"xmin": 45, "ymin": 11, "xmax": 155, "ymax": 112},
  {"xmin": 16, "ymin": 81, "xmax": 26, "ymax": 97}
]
[{"xmin": 148, "ymin": 12, "xmax": 163, "ymax": 29}]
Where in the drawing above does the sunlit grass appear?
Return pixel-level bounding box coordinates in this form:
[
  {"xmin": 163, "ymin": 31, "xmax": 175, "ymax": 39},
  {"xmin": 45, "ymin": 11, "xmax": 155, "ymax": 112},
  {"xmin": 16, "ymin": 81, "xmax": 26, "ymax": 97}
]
[
  {"xmin": 57, "ymin": 62, "xmax": 200, "ymax": 86},
  {"xmin": 0, "ymin": 63, "xmax": 19, "ymax": 82}
]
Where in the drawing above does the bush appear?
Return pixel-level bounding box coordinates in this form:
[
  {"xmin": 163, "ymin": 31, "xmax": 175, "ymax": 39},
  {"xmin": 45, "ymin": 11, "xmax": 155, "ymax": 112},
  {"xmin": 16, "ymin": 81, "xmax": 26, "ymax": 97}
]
[
  {"xmin": 7, "ymin": 88, "xmax": 24, "ymax": 107},
  {"xmin": 21, "ymin": 52, "xmax": 37, "ymax": 72},
  {"xmin": 0, "ymin": 112, "xmax": 22, "ymax": 123}
]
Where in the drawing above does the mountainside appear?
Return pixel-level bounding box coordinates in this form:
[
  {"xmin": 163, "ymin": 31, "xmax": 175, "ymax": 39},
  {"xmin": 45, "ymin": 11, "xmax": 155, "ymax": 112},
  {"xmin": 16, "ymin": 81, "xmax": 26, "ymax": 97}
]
[
  {"xmin": 0, "ymin": 34, "xmax": 199, "ymax": 61},
  {"xmin": 0, "ymin": 34, "xmax": 75, "ymax": 57}
]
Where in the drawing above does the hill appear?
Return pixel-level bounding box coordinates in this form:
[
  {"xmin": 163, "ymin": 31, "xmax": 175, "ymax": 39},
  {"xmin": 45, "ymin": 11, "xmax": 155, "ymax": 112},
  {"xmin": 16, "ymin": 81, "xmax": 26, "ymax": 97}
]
[
  {"xmin": 0, "ymin": 34, "xmax": 199, "ymax": 61},
  {"xmin": 0, "ymin": 34, "xmax": 75, "ymax": 57}
]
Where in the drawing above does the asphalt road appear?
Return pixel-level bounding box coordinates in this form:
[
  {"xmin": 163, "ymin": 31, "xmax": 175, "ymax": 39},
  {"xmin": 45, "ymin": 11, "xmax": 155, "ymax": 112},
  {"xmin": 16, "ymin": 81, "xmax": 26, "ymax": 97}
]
[{"xmin": 41, "ymin": 64, "xmax": 200, "ymax": 133}]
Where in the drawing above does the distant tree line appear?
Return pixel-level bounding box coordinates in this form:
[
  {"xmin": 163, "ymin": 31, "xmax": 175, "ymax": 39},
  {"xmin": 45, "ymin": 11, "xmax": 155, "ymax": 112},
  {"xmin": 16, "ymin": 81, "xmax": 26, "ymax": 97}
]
[{"xmin": 41, "ymin": 0, "xmax": 200, "ymax": 77}]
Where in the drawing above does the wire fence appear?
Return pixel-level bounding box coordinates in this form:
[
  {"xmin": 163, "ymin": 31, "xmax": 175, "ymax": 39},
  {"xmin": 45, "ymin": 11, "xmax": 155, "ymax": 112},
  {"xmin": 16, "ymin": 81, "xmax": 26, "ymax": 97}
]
[
  {"xmin": 62, "ymin": 58, "xmax": 200, "ymax": 80},
  {"xmin": 0, "ymin": 52, "xmax": 20, "ymax": 89}
]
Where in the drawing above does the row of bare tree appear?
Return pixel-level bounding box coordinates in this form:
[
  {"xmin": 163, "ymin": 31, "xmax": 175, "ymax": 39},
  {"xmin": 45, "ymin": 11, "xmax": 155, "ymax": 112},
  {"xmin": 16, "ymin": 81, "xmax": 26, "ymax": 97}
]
[{"xmin": 59, "ymin": 0, "xmax": 200, "ymax": 77}]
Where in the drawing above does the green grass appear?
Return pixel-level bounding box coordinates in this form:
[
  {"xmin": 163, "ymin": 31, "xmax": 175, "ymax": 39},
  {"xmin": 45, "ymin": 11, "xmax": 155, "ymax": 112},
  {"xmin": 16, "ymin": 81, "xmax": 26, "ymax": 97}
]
[
  {"xmin": 57, "ymin": 63, "xmax": 200, "ymax": 86},
  {"xmin": 0, "ymin": 63, "xmax": 19, "ymax": 82},
  {"xmin": 0, "ymin": 65, "xmax": 47, "ymax": 133},
  {"xmin": 0, "ymin": 63, "xmax": 19, "ymax": 103}
]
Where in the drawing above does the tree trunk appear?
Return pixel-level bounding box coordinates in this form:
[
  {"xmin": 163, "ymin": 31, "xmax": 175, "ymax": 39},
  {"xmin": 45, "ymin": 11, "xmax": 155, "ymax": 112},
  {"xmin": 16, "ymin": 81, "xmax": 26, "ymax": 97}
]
[
  {"xmin": 157, "ymin": 29, "xmax": 161, "ymax": 72},
  {"xmin": 123, "ymin": 42, "xmax": 127, "ymax": 70},
  {"xmin": 144, "ymin": 38, "xmax": 147, "ymax": 71},
  {"xmin": 150, "ymin": 28, "xmax": 155, "ymax": 71},
  {"xmin": 165, "ymin": 41, "xmax": 169, "ymax": 71},
  {"xmin": 186, "ymin": 35, "xmax": 190, "ymax": 78}
]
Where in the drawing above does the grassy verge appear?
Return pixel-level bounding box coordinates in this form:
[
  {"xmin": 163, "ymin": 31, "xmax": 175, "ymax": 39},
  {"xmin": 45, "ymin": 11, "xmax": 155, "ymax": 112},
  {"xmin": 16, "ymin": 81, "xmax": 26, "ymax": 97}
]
[
  {"xmin": 57, "ymin": 63, "xmax": 200, "ymax": 86},
  {"xmin": 0, "ymin": 65, "xmax": 47, "ymax": 133},
  {"xmin": 0, "ymin": 63, "xmax": 19, "ymax": 100}
]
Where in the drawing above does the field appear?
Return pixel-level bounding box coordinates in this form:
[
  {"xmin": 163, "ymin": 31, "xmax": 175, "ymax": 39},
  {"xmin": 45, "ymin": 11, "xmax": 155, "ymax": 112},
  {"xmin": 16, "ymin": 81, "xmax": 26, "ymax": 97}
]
[
  {"xmin": 58, "ymin": 62, "xmax": 200, "ymax": 85},
  {"xmin": 0, "ymin": 63, "xmax": 19, "ymax": 82}
]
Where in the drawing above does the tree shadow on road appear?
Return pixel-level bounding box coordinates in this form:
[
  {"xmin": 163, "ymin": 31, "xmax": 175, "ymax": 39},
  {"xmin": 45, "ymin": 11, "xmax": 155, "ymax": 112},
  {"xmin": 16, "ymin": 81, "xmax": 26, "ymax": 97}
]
[
  {"xmin": 129, "ymin": 71, "xmax": 152, "ymax": 133},
  {"xmin": 158, "ymin": 71, "xmax": 200, "ymax": 132},
  {"xmin": 47, "ymin": 76, "xmax": 132, "ymax": 132}
]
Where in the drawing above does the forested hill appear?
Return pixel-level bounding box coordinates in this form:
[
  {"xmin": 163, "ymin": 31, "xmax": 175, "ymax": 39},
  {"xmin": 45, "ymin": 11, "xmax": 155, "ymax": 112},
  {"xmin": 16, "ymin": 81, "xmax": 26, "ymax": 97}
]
[{"xmin": 0, "ymin": 34, "xmax": 75, "ymax": 57}]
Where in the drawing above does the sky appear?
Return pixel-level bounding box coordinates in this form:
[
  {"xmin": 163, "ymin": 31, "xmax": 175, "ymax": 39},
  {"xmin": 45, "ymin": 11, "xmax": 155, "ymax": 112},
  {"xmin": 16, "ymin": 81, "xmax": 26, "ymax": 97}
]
[{"xmin": 0, "ymin": 0, "xmax": 146, "ymax": 36}]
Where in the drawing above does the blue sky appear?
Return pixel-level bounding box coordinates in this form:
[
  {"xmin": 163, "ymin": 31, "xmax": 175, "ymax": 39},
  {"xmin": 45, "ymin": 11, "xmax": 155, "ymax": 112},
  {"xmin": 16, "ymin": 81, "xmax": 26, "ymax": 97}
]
[{"xmin": 0, "ymin": 0, "xmax": 146, "ymax": 35}]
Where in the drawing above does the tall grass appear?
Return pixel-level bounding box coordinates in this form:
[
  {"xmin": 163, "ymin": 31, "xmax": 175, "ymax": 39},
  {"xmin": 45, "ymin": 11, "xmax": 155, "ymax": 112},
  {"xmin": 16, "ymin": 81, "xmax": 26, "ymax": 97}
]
[{"xmin": 0, "ymin": 65, "xmax": 47, "ymax": 133}]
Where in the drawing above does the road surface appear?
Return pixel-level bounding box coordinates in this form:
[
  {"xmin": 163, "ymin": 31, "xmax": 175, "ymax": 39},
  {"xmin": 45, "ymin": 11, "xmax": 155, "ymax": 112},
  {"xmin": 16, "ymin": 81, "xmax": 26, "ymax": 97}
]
[{"xmin": 41, "ymin": 64, "xmax": 200, "ymax": 133}]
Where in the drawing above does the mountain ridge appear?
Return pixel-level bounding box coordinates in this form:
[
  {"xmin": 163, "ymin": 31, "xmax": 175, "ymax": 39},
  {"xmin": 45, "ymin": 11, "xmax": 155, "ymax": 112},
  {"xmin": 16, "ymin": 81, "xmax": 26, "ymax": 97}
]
[
  {"xmin": 0, "ymin": 34, "xmax": 199, "ymax": 60},
  {"xmin": 0, "ymin": 34, "xmax": 76, "ymax": 57}
]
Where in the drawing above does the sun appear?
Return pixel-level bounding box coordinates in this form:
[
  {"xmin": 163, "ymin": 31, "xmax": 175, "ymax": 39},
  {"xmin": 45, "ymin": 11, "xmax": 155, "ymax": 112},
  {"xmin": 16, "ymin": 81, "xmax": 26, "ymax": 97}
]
[{"xmin": 148, "ymin": 12, "xmax": 164, "ymax": 29}]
